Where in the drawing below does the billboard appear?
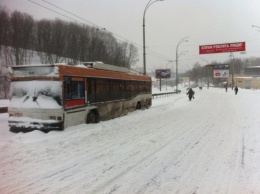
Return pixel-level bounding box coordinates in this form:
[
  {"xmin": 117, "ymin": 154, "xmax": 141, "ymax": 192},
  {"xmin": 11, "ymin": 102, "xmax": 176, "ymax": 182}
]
[
  {"xmin": 213, "ymin": 64, "xmax": 230, "ymax": 69},
  {"xmin": 155, "ymin": 69, "xmax": 171, "ymax": 79},
  {"xmin": 199, "ymin": 42, "xmax": 245, "ymax": 54},
  {"xmin": 214, "ymin": 70, "xmax": 229, "ymax": 78}
]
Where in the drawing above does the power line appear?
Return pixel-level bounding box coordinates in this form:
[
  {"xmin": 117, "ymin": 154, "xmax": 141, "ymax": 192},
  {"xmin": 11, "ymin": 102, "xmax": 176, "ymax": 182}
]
[
  {"xmin": 28, "ymin": 0, "xmax": 172, "ymax": 62},
  {"xmin": 41, "ymin": 0, "xmax": 101, "ymax": 29},
  {"xmin": 28, "ymin": 0, "xmax": 79, "ymax": 24},
  {"xmin": 41, "ymin": 0, "xmax": 172, "ymax": 61},
  {"xmin": 42, "ymin": 0, "xmax": 173, "ymax": 61}
]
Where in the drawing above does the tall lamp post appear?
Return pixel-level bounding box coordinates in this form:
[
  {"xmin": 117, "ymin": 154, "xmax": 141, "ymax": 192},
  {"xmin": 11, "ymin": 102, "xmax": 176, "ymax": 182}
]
[
  {"xmin": 165, "ymin": 60, "xmax": 173, "ymax": 91},
  {"xmin": 143, "ymin": 0, "xmax": 164, "ymax": 75},
  {"xmin": 230, "ymin": 52, "xmax": 235, "ymax": 90},
  {"xmin": 200, "ymin": 58, "xmax": 209, "ymax": 89},
  {"xmin": 176, "ymin": 36, "xmax": 189, "ymax": 93}
]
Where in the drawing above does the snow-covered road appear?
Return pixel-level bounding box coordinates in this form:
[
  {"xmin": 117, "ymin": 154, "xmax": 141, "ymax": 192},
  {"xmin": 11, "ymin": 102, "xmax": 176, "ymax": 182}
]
[{"xmin": 1, "ymin": 87, "xmax": 260, "ymax": 194}]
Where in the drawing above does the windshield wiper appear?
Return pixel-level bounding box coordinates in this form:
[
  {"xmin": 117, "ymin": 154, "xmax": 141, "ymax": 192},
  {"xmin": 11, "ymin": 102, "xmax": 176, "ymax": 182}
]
[{"xmin": 23, "ymin": 96, "xmax": 29, "ymax": 103}]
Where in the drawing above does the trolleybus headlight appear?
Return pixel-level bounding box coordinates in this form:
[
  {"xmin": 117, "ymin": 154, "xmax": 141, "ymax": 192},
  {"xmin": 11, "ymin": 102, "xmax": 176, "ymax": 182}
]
[{"xmin": 50, "ymin": 116, "xmax": 62, "ymax": 121}]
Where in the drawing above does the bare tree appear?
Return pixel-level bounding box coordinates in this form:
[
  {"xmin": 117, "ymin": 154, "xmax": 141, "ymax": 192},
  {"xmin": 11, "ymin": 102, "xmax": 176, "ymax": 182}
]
[
  {"xmin": 127, "ymin": 43, "xmax": 139, "ymax": 67},
  {"xmin": 0, "ymin": 7, "xmax": 14, "ymax": 67},
  {"xmin": 1, "ymin": 9, "xmax": 140, "ymax": 67},
  {"xmin": 0, "ymin": 61, "xmax": 10, "ymax": 99},
  {"xmin": 10, "ymin": 11, "xmax": 34, "ymax": 65},
  {"xmin": 36, "ymin": 19, "xmax": 54, "ymax": 64},
  {"xmin": 78, "ymin": 25, "xmax": 91, "ymax": 62}
]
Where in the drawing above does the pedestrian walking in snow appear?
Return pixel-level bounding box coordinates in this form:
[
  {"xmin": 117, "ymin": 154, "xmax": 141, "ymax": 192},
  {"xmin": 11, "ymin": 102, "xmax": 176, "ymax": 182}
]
[
  {"xmin": 187, "ymin": 88, "xmax": 195, "ymax": 101},
  {"xmin": 234, "ymin": 86, "xmax": 238, "ymax": 95},
  {"xmin": 225, "ymin": 84, "xmax": 228, "ymax": 92}
]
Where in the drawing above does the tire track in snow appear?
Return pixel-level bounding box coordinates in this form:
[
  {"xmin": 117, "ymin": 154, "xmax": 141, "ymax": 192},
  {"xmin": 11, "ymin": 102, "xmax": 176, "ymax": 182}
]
[{"xmin": 90, "ymin": 92, "xmax": 225, "ymax": 193}]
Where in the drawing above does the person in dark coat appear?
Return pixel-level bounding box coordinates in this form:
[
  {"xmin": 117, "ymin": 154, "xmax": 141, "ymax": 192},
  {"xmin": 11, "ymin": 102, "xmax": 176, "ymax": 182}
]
[
  {"xmin": 234, "ymin": 86, "xmax": 238, "ymax": 95},
  {"xmin": 187, "ymin": 88, "xmax": 195, "ymax": 101}
]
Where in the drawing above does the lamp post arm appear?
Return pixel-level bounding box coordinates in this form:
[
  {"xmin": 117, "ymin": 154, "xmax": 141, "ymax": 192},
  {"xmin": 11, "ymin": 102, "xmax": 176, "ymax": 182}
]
[
  {"xmin": 200, "ymin": 57, "xmax": 209, "ymax": 64},
  {"xmin": 252, "ymin": 25, "xmax": 260, "ymax": 29},
  {"xmin": 143, "ymin": 0, "xmax": 153, "ymax": 19},
  {"xmin": 144, "ymin": 0, "xmax": 164, "ymax": 18},
  {"xmin": 142, "ymin": 0, "xmax": 164, "ymax": 75}
]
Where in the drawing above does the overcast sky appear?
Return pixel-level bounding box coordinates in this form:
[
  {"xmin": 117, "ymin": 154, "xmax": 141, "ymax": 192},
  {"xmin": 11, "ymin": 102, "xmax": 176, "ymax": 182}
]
[{"xmin": 1, "ymin": 0, "xmax": 260, "ymax": 72}]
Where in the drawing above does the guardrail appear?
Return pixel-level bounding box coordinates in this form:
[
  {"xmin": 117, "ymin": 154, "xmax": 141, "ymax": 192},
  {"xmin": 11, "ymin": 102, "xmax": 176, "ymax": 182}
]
[
  {"xmin": 0, "ymin": 91, "xmax": 181, "ymax": 113},
  {"xmin": 0, "ymin": 107, "xmax": 8, "ymax": 113},
  {"xmin": 152, "ymin": 90, "xmax": 181, "ymax": 98}
]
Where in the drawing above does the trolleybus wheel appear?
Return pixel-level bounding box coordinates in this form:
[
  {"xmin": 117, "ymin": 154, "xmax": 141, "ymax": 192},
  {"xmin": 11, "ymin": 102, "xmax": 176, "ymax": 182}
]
[
  {"xmin": 87, "ymin": 110, "xmax": 99, "ymax": 124},
  {"xmin": 136, "ymin": 102, "xmax": 141, "ymax": 110}
]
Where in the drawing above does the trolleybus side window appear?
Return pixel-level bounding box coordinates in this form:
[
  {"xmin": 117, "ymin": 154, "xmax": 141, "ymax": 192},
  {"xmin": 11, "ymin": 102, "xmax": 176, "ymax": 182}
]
[
  {"xmin": 64, "ymin": 76, "xmax": 85, "ymax": 107},
  {"xmin": 131, "ymin": 81, "xmax": 139, "ymax": 97},
  {"xmin": 96, "ymin": 78, "xmax": 110, "ymax": 102},
  {"xmin": 125, "ymin": 81, "xmax": 131, "ymax": 99},
  {"xmin": 87, "ymin": 78, "xmax": 96, "ymax": 103},
  {"xmin": 71, "ymin": 82, "xmax": 84, "ymax": 99},
  {"xmin": 110, "ymin": 79, "xmax": 118, "ymax": 101},
  {"xmin": 65, "ymin": 81, "xmax": 84, "ymax": 100},
  {"xmin": 86, "ymin": 78, "xmax": 150, "ymax": 104},
  {"xmin": 110, "ymin": 79, "xmax": 126, "ymax": 101}
]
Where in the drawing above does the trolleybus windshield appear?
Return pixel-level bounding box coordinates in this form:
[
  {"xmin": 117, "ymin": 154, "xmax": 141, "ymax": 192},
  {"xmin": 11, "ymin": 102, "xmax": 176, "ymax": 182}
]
[{"xmin": 9, "ymin": 80, "xmax": 62, "ymax": 109}]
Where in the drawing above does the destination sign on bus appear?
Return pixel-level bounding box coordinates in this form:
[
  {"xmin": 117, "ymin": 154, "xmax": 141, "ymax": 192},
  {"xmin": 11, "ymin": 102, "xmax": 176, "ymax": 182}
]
[{"xmin": 199, "ymin": 42, "xmax": 245, "ymax": 54}]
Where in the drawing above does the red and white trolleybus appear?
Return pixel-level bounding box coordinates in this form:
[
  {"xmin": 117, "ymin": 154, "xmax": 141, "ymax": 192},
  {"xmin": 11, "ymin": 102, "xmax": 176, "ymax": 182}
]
[{"xmin": 8, "ymin": 62, "xmax": 152, "ymax": 132}]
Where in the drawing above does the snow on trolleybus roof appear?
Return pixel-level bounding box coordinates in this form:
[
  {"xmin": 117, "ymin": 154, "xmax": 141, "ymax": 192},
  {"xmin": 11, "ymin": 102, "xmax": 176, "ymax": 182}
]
[{"xmin": 10, "ymin": 62, "xmax": 150, "ymax": 81}]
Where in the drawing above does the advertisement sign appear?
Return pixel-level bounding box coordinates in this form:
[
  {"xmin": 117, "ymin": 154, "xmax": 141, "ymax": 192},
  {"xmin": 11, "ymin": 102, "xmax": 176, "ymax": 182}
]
[
  {"xmin": 214, "ymin": 70, "xmax": 229, "ymax": 78},
  {"xmin": 155, "ymin": 69, "xmax": 171, "ymax": 79},
  {"xmin": 199, "ymin": 42, "xmax": 245, "ymax": 54},
  {"xmin": 213, "ymin": 64, "xmax": 230, "ymax": 69}
]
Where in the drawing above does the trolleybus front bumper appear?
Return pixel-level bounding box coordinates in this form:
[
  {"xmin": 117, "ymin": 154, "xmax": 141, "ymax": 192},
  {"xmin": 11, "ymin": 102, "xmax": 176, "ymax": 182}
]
[{"xmin": 8, "ymin": 120, "xmax": 63, "ymax": 133}]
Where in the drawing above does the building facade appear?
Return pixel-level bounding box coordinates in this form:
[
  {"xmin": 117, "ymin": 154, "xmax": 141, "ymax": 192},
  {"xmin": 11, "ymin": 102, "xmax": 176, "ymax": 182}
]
[{"xmin": 228, "ymin": 66, "xmax": 260, "ymax": 89}]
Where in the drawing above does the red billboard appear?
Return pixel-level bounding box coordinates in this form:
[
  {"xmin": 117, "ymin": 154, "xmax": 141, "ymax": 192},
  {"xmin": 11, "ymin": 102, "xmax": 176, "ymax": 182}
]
[{"xmin": 199, "ymin": 42, "xmax": 245, "ymax": 54}]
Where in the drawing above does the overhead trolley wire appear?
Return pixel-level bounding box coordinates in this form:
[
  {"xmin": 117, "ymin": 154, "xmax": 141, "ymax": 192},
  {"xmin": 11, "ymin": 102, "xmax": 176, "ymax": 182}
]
[{"xmin": 28, "ymin": 0, "xmax": 173, "ymax": 62}]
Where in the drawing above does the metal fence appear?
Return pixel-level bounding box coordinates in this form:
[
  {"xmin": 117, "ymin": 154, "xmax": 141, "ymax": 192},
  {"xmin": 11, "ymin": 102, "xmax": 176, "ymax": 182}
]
[
  {"xmin": 0, "ymin": 91, "xmax": 181, "ymax": 113},
  {"xmin": 152, "ymin": 91, "xmax": 180, "ymax": 99}
]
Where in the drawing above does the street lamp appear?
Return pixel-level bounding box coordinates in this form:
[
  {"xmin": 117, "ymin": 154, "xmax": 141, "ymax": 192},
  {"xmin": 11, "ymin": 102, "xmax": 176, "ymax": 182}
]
[
  {"xmin": 165, "ymin": 60, "xmax": 173, "ymax": 91},
  {"xmin": 143, "ymin": 0, "xmax": 164, "ymax": 75},
  {"xmin": 200, "ymin": 58, "xmax": 210, "ymax": 89},
  {"xmin": 176, "ymin": 36, "xmax": 189, "ymax": 93},
  {"xmin": 230, "ymin": 52, "xmax": 235, "ymax": 90}
]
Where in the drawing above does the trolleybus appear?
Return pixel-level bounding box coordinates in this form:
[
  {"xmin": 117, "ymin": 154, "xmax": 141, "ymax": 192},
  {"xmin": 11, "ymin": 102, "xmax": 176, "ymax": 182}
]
[{"xmin": 8, "ymin": 62, "xmax": 152, "ymax": 132}]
